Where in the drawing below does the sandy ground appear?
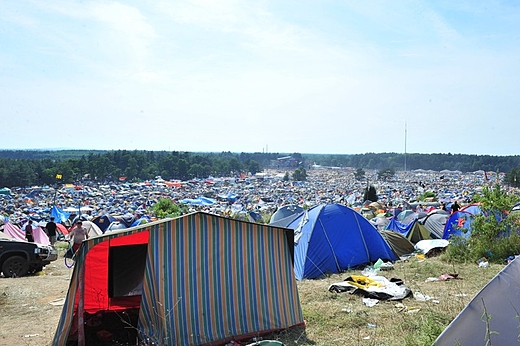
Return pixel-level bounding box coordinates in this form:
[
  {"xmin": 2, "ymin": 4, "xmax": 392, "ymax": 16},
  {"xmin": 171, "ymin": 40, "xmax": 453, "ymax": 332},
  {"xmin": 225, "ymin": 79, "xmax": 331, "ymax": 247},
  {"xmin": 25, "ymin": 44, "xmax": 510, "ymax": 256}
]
[{"xmin": 0, "ymin": 248, "xmax": 72, "ymax": 346}]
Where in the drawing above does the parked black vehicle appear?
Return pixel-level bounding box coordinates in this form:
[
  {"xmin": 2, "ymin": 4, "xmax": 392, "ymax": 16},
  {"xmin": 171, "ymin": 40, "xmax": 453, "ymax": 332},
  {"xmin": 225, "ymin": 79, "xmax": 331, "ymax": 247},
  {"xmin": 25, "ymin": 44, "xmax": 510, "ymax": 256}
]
[{"xmin": 0, "ymin": 233, "xmax": 58, "ymax": 277}]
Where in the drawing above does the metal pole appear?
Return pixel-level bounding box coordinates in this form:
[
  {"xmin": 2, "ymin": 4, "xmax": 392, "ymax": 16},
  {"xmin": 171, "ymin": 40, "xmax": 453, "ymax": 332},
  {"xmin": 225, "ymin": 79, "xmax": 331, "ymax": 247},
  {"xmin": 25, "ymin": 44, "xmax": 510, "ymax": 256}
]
[
  {"xmin": 404, "ymin": 122, "xmax": 407, "ymax": 172},
  {"xmin": 77, "ymin": 256, "xmax": 85, "ymax": 346}
]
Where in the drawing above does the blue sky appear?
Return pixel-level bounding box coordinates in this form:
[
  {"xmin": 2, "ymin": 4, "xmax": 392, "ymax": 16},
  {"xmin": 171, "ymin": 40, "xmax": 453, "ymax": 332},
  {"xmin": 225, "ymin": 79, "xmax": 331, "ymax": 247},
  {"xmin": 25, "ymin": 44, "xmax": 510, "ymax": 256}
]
[{"xmin": 1, "ymin": 1, "xmax": 519, "ymax": 155}]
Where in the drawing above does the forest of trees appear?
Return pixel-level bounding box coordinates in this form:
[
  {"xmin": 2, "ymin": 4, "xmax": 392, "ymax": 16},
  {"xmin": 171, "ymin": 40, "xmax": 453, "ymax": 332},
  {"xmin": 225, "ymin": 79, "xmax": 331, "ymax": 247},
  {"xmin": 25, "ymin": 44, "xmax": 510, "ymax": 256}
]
[
  {"xmin": 0, "ymin": 150, "xmax": 519, "ymax": 188},
  {"xmin": 0, "ymin": 150, "xmax": 275, "ymax": 188}
]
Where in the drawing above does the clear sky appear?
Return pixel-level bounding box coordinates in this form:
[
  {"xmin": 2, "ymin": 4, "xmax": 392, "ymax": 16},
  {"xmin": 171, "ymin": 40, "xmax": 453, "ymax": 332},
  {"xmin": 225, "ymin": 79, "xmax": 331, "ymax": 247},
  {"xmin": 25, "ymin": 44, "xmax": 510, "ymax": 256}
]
[{"xmin": 1, "ymin": 1, "xmax": 519, "ymax": 156}]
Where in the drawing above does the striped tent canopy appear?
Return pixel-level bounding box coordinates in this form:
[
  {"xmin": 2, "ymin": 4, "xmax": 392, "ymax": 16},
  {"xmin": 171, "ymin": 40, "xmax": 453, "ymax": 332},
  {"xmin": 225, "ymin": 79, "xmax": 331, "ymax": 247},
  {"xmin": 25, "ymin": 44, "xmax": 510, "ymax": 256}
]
[{"xmin": 53, "ymin": 212, "xmax": 303, "ymax": 346}]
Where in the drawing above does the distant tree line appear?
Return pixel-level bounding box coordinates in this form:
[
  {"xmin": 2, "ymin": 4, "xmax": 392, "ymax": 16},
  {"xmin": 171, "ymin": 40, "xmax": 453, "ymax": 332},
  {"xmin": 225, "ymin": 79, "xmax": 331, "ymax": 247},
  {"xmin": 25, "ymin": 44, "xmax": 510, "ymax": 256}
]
[
  {"xmin": 0, "ymin": 150, "xmax": 519, "ymax": 188},
  {"xmin": 0, "ymin": 150, "xmax": 273, "ymax": 188},
  {"xmin": 305, "ymin": 152, "xmax": 520, "ymax": 173}
]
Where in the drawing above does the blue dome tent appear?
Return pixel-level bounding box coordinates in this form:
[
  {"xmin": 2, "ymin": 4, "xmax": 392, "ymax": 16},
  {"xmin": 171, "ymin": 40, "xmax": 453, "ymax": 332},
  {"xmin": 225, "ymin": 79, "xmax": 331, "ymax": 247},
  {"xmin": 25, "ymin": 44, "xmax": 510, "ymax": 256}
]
[{"xmin": 286, "ymin": 203, "xmax": 397, "ymax": 280}]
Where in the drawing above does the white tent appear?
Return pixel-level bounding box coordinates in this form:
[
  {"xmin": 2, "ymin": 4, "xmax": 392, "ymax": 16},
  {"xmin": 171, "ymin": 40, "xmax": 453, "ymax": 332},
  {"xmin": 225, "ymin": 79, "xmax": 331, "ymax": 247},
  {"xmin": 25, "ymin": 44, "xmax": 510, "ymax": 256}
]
[
  {"xmin": 82, "ymin": 220, "xmax": 103, "ymax": 237},
  {"xmin": 63, "ymin": 206, "xmax": 94, "ymax": 213}
]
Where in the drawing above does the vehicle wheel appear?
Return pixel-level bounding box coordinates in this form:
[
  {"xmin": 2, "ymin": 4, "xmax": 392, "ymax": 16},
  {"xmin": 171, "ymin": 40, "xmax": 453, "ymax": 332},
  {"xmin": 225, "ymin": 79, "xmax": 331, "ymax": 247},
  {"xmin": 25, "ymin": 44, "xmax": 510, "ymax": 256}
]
[
  {"xmin": 32, "ymin": 266, "xmax": 43, "ymax": 274},
  {"xmin": 2, "ymin": 256, "xmax": 29, "ymax": 277}
]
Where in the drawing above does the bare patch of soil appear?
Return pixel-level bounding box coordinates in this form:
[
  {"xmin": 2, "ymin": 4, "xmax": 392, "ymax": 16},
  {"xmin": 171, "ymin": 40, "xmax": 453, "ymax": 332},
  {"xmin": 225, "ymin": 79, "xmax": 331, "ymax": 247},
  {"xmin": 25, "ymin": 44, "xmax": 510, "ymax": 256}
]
[{"xmin": 0, "ymin": 248, "xmax": 72, "ymax": 346}]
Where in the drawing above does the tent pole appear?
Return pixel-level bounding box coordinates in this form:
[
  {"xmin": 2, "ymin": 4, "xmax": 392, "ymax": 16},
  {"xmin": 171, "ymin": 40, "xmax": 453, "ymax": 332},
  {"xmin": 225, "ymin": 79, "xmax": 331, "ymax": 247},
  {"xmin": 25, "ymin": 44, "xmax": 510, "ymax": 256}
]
[{"xmin": 77, "ymin": 258, "xmax": 86, "ymax": 346}]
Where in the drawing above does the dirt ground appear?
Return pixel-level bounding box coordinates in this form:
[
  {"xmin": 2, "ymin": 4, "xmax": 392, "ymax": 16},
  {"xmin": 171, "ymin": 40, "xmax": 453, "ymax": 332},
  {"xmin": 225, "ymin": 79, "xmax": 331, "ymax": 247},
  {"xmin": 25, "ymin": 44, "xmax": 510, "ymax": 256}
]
[{"xmin": 0, "ymin": 248, "xmax": 72, "ymax": 346}]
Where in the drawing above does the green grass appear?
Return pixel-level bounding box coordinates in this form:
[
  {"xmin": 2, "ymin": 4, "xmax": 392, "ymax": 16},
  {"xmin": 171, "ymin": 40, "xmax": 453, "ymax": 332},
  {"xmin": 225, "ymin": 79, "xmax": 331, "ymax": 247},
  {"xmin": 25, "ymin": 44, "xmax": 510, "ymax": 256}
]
[{"xmin": 54, "ymin": 240, "xmax": 70, "ymax": 250}]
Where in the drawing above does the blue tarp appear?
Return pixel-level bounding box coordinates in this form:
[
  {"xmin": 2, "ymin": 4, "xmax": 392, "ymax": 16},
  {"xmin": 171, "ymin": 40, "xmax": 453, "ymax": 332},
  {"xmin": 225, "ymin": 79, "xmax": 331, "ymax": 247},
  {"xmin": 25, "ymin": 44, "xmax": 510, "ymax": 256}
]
[
  {"xmin": 51, "ymin": 205, "xmax": 71, "ymax": 224},
  {"xmin": 217, "ymin": 193, "xmax": 238, "ymax": 202},
  {"xmin": 179, "ymin": 197, "xmax": 217, "ymax": 206},
  {"xmin": 386, "ymin": 217, "xmax": 414, "ymax": 236},
  {"xmin": 286, "ymin": 203, "xmax": 397, "ymax": 280}
]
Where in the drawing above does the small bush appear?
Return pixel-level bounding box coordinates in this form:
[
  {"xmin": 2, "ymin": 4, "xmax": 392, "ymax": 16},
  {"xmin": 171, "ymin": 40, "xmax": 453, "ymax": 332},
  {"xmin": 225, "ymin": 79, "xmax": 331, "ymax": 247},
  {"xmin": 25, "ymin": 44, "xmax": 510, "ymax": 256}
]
[
  {"xmin": 149, "ymin": 198, "xmax": 187, "ymax": 219},
  {"xmin": 419, "ymin": 191, "xmax": 437, "ymax": 201},
  {"xmin": 479, "ymin": 233, "xmax": 520, "ymax": 262},
  {"xmin": 443, "ymin": 236, "xmax": 471, "ymax": 263},
  {"xmin": 450, "ymin": 184, "xmax": 520, "ymax": 264}
]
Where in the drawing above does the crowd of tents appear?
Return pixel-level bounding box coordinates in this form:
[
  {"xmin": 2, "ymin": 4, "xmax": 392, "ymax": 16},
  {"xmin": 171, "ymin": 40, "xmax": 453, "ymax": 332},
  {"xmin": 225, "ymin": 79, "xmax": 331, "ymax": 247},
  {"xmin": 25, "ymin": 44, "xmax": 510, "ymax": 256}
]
[
  {"xmin": 2, "ymin": 197, "xmax": 490, "ymax": 279},
  {"xmin": 27, "ymin": 198, "xmax": 500, "ymax": 345},
  {"xmin": 1, "ymin": 167, "xmax": 519, "ymax": 345}
]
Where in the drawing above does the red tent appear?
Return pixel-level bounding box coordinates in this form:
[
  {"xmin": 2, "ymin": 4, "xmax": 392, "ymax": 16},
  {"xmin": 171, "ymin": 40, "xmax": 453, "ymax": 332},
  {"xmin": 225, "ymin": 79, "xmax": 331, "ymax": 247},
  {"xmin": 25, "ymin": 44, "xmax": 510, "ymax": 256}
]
[{"xmin": 56, "ymin": 223, "xmax": 69, "ymax": 236}]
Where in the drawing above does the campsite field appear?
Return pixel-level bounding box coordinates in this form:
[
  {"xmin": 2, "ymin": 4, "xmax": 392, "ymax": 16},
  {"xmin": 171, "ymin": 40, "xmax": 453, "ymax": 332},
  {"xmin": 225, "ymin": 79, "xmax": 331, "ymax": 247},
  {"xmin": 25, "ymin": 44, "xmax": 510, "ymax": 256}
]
[{"xmin": 0, "ymin": 248, "xmax": 504, "ymax": 346}]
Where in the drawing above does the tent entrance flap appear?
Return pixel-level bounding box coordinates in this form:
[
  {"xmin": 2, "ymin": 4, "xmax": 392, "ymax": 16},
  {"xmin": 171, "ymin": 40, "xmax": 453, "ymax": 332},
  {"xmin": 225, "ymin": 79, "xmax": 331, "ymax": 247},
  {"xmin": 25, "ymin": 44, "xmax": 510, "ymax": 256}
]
[
  {"xmin": 81, "ymin": 230, "xmax": 150, "ymax": 314},
  {"xmin": 108, "ymin": 244, "xmax": 147, "ymax": 298}
]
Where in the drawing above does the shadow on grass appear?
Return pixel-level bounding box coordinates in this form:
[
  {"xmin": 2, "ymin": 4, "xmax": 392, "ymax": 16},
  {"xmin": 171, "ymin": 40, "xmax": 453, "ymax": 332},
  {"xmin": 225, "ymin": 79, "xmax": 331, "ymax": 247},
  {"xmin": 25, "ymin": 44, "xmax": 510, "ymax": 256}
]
[{"xmin": 262, "ymin": 324, "xmax": 316, "ymax": 346}]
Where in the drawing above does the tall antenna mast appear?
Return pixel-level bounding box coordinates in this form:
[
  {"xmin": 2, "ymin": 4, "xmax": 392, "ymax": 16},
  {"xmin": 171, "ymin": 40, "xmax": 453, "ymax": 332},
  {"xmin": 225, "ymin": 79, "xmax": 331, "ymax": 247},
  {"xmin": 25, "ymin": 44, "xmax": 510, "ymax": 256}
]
[{"xmin": 404, "ymin": 122, "xmax": 407, "ymax": 171}]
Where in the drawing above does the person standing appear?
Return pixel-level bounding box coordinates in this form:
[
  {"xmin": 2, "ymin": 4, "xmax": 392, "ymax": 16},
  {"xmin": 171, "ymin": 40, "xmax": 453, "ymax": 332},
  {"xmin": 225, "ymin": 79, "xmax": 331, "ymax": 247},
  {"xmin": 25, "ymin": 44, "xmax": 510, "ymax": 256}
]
[
  {"xmin": 25, "ymin": 220, "xmax": 34, "ymax": 242},
  {"xmin": 451, "ymin": 200, "xmax": 461, "ymax": 213},
  {"xmin": 46, "ymin": 217, "xmax": 57, "ymax": 245},
  {"xmin": 68, "ymin": 221, "xmax": 89, "ymax": 253}
]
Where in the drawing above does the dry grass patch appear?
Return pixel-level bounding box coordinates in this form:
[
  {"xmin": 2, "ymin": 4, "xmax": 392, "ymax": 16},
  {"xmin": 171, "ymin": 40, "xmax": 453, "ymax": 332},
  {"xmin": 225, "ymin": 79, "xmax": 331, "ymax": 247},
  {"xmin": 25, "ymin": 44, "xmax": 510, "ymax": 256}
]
[{"xmin": 268, "ymin": 256, "xmax": 503, "ymax": 346}]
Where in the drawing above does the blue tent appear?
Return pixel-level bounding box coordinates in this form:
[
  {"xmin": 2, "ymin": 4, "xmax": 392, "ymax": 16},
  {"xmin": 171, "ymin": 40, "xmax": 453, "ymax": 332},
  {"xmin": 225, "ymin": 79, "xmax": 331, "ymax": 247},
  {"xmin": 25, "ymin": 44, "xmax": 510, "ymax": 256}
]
[
  {"xmin": 443, "ymin": 211, "xmax": 477, "ymax": 240},
  {"xmin": 286, "ymin": 204, "xmax": 397, "ymax": 280},
  {"xmin": 130, "ymin": 216, "xmax": 151, "ymax": 228},
  {"xmin": 442, "ymin": 204, "xmax": 495, "ymax": 240},
  {"xmin": 91, "ymin": 214, "xmax": 117, "ymax": 232}
]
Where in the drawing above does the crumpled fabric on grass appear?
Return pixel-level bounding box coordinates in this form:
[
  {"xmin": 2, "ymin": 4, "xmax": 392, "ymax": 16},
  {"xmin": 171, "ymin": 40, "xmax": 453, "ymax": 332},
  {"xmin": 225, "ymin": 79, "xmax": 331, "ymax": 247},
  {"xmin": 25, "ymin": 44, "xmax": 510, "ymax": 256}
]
[
  {"xmin": 328, "ymin": 275, "xmax": 412, "ymax": 300},
  {"xmin": 438, "ymin": 273, "xmax": 462, "ymax": 281}
]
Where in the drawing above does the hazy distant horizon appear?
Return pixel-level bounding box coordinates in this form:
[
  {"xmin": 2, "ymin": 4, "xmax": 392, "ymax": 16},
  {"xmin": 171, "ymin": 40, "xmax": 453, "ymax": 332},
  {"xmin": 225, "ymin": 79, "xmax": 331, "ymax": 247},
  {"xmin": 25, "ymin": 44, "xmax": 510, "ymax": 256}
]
[{"xmin": 1, "ymin": 147, "xmax": 518, "ymax": 158}]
